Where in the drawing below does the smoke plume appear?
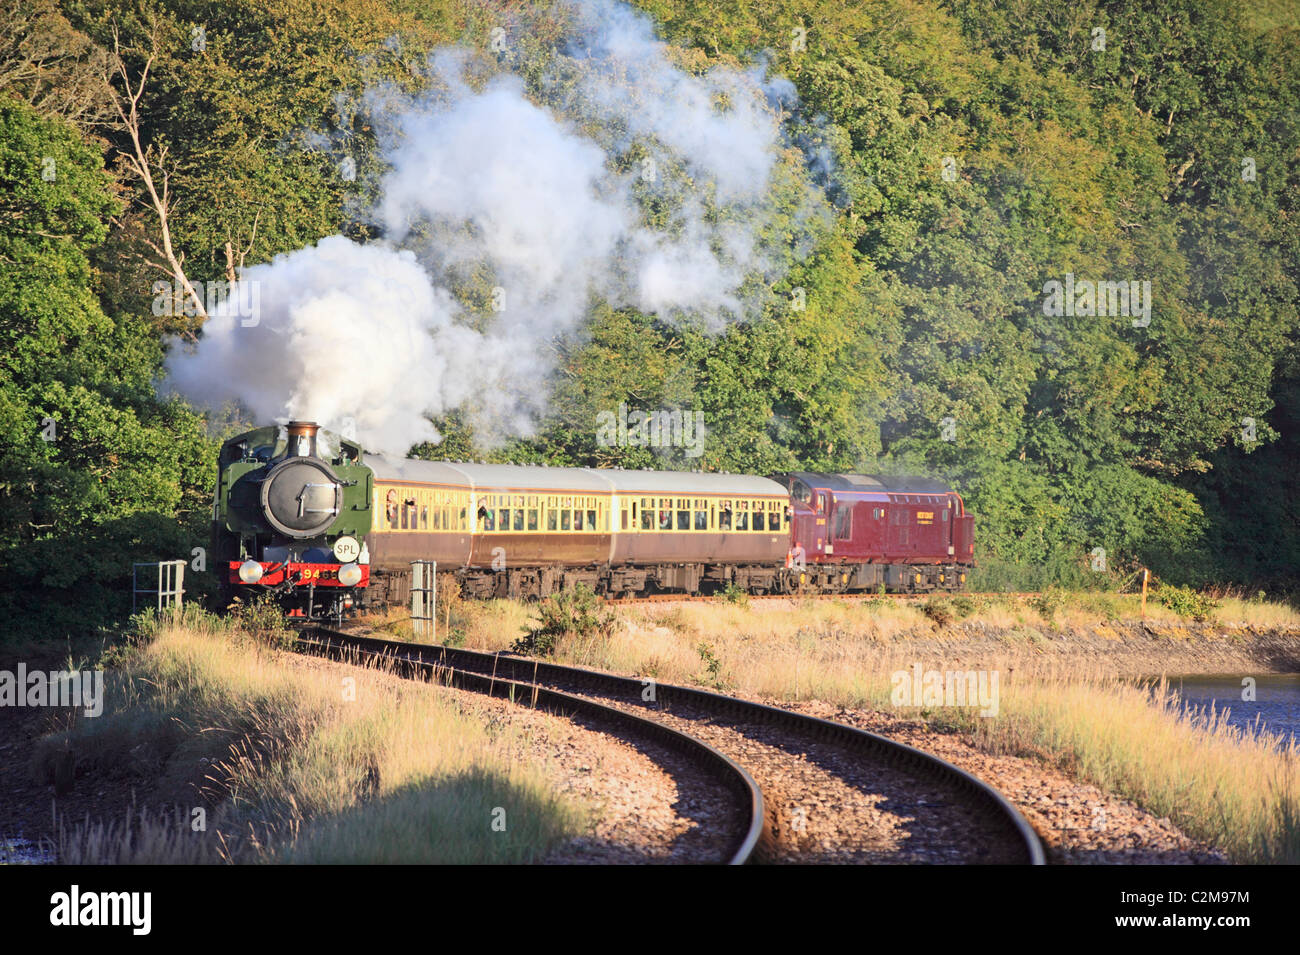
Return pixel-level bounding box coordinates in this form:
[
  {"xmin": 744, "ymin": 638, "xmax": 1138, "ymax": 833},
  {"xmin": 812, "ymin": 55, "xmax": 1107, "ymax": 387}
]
[{"xmin": 165, "ymin": 0, "xmax": 828, "ymax": 454}]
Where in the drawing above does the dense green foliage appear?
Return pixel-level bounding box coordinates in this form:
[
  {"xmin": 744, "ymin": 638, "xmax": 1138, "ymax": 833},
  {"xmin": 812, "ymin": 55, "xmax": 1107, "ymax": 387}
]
[{"xmin": 1, "ymin": 0, "xmax": 1296, "ymax": 644}]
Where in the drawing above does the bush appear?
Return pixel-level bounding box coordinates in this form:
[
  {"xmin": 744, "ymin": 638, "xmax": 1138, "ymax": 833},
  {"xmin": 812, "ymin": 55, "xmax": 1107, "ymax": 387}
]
[
  {"xmin": 512, "ymin": 584, "xmax": 614, "ymax": 656},
  {"xmin": 1155, "ymin": 585, "xmax": 1220, "ymax": 622},
  {"xmin": 920, "ymin": 595, "xmax": 977, "ymax": 628},
  {"xmin": 1031, "ymin": 587, "xmax": 1069, "ymax": 619},
  {"xmin": 920, "ymin": 597, "xmax": 954, "ymax": 627},
  {"xmin": 721, "ymin": 582, "xmax": 750, "ymax": 607},
  {"xmin": 696, "ymin": 642, "xmax": 726, "ymax": 690},
  {"xmin": 227, "ymin": 596, "xmax": 295, "ymax": 649}
]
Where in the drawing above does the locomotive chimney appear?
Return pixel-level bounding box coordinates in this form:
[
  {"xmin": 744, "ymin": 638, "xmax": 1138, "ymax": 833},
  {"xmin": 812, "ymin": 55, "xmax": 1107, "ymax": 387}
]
[{"xmin": 286, "ymin": 420, "xmax": 319, "ymax": 458}]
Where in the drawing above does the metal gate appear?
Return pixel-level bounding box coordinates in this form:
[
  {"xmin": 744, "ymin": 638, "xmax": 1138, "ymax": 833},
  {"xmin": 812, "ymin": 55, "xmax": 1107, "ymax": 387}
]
[
  {"xmin": 133, "ymin": 560, "xmax": 186, "ymax": 614},
  {"xmin": 410, "ymin": 560, "xmax": 436, "ymax": 640}
]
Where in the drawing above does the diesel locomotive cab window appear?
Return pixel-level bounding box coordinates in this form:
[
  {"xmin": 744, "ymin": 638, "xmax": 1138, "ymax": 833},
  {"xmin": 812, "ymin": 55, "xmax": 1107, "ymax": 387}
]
[
  {"xmin": 834, "ymin": 504, "xmax": 852, "ymax": 539},
  {"xmin": 792, "ymin": 480, "xmax": 812, "ymax": 504}
]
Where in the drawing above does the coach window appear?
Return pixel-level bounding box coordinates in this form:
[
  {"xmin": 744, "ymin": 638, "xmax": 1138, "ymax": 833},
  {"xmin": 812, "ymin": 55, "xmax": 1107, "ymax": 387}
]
[
  {"xmin": 574, "ymin": 509, "xmax": 585, "ymax": 531},
  {"xmin": 640, "ymin": 499, "xmax": 653, "ymax": 530},
  {"xmin": 622, "ymin": 505, "xmax": 630, "ymax": 531},
  {"xmin": 559, "ymin": 509, "xmax": 570, "ymax": 531},
  {"xmin": 768, "ymin": 504, "xmax": 781, "ymax": 531},
  {"xmin": 527, "ymin": 506, "xmax": 539, "ymax": 531},
  {"xmin": 420, "ymin": 504, "xmax": 429, "ymax": 529},
  {"xmin": 513, "ymin": 508, "xmax": 524, "ymax": 531},
  {"xmin": 736, "ymin": 501, "xmax": 749, "ymax": 531},
  {"xmin": 719, "ymin": 501, "xmax": 732, "ymax": 530},
  {"xmin": 694, "ymin": 500, "xmax": 708, "ymax": 530},
  {"xmin": 386, "ymin": 490, "xmax": 398, "ymax": 528},
  {"xmin": 834, "ymin": 504, "xmax": 852, "ymax": 539}
]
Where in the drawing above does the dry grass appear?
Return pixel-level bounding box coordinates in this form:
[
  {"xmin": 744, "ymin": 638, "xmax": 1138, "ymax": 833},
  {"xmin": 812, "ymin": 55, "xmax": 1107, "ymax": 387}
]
[
  {"xmin": 433, "ymin": 591, "xmax": 1300, "ymax": 862},
  {"xmin": 970, "ymin": 670, "xmax": 1300, "ymax": 863},
  {"xmin": 41, "ymin": 608, "xmax": 584, "ymax": 863}
]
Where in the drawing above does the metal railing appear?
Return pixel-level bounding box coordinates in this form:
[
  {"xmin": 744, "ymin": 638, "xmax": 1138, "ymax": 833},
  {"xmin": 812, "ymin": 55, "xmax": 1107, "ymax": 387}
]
[{"xmin": 133, "ymin": 560, "xmax": 186, "ymax": 614}]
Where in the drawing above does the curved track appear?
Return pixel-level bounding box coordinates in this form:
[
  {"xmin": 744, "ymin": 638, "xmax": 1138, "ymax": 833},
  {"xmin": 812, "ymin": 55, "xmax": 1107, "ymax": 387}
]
[
  {"xmin": 295, "ymin": 628, "xmax": 763, "ymax": 864},
  {"xmin": 300, "ymin": 628, "xmax": 1045, "ymax": 865}
]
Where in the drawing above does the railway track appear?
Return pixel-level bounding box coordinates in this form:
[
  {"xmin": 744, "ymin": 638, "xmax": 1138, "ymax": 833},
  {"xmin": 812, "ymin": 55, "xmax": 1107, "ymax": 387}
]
[
  {"xmin": 299, "ymin": 628, "xmax": 1046, "ymax": 865},
  {"xmin": 295, "ymin": 628, "xmax": 763, "ymax": 864},
  {"xmin": 605, "ymin": 591, "xmax": 1043, "ymax": 606}
]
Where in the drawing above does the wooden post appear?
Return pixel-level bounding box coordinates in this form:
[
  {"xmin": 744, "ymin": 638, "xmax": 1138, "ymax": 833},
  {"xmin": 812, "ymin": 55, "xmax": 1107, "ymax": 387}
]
[{"xmin": 1140, "ymin": 567, "xmax": 1150, "ymax": 618}]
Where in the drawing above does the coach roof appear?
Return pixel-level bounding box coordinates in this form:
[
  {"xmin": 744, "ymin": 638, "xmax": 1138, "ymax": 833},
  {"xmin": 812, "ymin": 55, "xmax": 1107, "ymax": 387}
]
[{"xmin": 365, "ymin": 456, "xmax": 788, "ymax": 497}]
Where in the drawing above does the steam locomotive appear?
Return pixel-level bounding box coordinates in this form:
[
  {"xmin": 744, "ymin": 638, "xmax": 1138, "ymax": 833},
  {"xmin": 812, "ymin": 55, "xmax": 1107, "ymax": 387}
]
[{"xmin": 212, "ymin": 421, "xmax": 974, "ymax": 618}]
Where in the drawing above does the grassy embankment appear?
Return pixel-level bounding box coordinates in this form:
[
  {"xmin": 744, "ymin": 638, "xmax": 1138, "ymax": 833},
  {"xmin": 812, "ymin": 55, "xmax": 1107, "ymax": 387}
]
[
  {"xmin": 368, "ymin": 586, "xmax": 1300, "ymax": 863},
  {"xmin": 34, "ymin": 606, "xmax": 584, "ymax": 863}
]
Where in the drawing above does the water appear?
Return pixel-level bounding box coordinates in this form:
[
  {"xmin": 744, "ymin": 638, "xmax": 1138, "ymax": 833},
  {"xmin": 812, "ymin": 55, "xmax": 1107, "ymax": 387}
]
[
  {"xmin": 1157, "ymin": 674, "xmax": 1300, "ymax": 745},
  {"xmin": 0, "ymin": 836, "xmax": 55, "ymax": 865}
]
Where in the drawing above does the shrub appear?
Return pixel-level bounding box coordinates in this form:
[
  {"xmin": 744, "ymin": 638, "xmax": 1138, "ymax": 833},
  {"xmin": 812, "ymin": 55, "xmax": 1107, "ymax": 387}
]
[
  {"xmin": 920, "ymin": 597, "xmax": 954, "ymax": 627},
  {"xmin": 1031, "ymin": 587, "xmax": 1069, "ymax": 619},
  {"xmin": 1155, "ymin": 585, "xmax": 1220, "ymax": 622},
  {"xmin": 721, "ymin": 582, "xmax": 750, "ymax": 607},
  {"xmin": 696, "ymin": 641, "xmax": 726, "ymax": 689},
  {"xmin": 512, "ymin": 584, "xmax": 613, "ymax": 656}
]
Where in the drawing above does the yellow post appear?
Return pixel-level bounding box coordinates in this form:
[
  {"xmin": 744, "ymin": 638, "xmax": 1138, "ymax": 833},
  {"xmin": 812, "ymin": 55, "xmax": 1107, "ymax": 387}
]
[{"xmin": 1140, "ymin": 568, "xmax": 1149, "ymax": 618}]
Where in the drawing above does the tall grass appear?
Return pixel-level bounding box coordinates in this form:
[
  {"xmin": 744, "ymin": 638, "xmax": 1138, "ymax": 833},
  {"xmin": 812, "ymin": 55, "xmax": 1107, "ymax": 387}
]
[
  {"xmin": 971, "ymin": 673, "xmax": 1300, "ymax": 863},
  {"xmin": 439, "ymin": 594, "xmax": 1300, "ymax": 862},
  {"xmin": 39, "ymin": 608, "xmax": 583, "ymax": 863}
]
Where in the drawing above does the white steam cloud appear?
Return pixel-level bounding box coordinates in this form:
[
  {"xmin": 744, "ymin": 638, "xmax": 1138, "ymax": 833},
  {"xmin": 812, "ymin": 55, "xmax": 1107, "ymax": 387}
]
[{"xmin": 165, "ymin": 0, "xmax": 827, "ymax": 454}]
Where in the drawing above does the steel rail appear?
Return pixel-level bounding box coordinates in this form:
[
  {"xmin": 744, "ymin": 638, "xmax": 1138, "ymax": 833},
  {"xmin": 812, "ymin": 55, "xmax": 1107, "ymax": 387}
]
[
  {"xmin": 296, "ymin": 629, "xmax": 766, "ymax": 865},
  {"xmin": 303, "ymin": 628, "xmax": 1046, "ymax": 865}
]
